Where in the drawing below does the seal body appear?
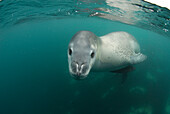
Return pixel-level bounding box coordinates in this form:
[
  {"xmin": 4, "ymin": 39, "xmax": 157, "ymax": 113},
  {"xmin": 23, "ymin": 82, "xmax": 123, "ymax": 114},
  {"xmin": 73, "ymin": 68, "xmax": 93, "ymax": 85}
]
[
  {"xmin": 68, "ymin": 31, "xmax": 146, "ymax": 79},
  {"xmin": 92, "ymin": 31, "xmax": 143, "ymax": 71}
]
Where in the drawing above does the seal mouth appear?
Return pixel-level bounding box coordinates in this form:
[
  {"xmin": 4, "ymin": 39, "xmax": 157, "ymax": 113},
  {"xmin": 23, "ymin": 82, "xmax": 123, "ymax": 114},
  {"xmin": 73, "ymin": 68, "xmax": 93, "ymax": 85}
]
[
  {"xmin": 70, "ymin": 72, "xmax": 88, "ymax": 80},
  {"xmin": 74, "ymin": 76, "xmax": 86, "ymax": 80}
]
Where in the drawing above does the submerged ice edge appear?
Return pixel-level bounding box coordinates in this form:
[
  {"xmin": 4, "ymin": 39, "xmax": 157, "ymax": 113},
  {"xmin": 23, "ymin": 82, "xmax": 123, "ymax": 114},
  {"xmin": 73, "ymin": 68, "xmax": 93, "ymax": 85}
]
[
  {"xmin": 0, "ymin": 0, "xmax": 169, "ymax": 37},
  {"xmin": 90, "ymin": 0, "xmax": 170, "ymax": 37}
]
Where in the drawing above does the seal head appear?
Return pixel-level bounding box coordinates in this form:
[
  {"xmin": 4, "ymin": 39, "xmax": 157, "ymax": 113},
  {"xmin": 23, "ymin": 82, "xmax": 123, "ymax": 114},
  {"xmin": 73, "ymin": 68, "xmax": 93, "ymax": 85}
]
[{"xmin": 68, "ymin": 31, "xmax": 98, "ymax": 80}]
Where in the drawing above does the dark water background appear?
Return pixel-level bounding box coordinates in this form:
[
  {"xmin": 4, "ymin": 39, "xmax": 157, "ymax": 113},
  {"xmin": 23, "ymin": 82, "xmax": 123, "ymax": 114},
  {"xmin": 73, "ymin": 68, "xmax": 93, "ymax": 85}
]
[{"xmin": 0, "ymin": 0, "xmax": 170, "ymax": 114}]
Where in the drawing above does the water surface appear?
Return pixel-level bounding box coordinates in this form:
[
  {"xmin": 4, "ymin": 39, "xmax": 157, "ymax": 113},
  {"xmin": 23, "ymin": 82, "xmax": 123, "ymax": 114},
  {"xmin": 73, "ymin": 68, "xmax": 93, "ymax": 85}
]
[{"xmin": 0, "ymin": 0, "xmax": 170, "ymax": 114}]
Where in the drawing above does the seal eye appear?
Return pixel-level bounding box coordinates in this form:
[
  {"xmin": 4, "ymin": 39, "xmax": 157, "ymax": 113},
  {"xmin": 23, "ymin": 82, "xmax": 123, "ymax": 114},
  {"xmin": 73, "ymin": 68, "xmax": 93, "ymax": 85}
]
[
  {"xmin": 69, "ymin": 48, "xmax": 72, "ymax": 56},
  {"xmin": 91, "ymin": 52, "xmax": 95, "ymax": 58}
]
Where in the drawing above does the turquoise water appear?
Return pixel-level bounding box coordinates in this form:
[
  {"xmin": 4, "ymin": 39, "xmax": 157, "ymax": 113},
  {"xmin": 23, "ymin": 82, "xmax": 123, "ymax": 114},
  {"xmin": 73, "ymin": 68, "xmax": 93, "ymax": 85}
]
[{"xmin": 0, "ymin": 0, "xmax": 170, "ymax": 114}]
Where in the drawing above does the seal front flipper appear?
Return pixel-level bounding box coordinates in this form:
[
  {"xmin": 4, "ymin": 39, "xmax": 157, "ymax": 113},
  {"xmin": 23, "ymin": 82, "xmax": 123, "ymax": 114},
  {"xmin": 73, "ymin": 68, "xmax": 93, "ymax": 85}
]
[
  {"xmin": 130, "ymin": 53, "xmax": 147, "ymax": 64},
  {"xmin": 111, "ymin": 65, "xmax": 135, "ymax": 73},
  {"xmin": 111, "ymin": 66, "xmax": 135, "ymax": 84}
]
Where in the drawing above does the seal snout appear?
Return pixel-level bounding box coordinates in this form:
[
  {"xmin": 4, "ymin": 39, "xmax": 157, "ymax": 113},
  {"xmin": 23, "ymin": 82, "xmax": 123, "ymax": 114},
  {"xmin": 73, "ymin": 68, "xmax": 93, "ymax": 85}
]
[
  {"xmin": 70, "ymin": 61, "xmax": 89, "ymax": 79},
  {"xmin": 72, "ymin": 61, "xmax": 85, "ymax": 74}
]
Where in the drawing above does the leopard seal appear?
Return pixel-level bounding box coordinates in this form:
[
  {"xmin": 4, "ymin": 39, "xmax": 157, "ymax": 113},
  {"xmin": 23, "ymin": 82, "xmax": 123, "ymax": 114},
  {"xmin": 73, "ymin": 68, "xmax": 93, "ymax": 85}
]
[{"xmin": 68, "ymin": 31, "xmax": 146, "ymax": 80}]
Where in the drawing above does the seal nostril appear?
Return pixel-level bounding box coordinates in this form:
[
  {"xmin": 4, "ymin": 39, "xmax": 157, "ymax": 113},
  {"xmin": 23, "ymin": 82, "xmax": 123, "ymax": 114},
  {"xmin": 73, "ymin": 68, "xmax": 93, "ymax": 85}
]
[
  {"xmin": 78, "ymin": 63, "xmax": 85, "ymax": 71},
  {"xmin": 78, "ymin": 65, "xmax": 81, "ymax": 71},
  {"xmin": 76, "ymin": 62, "xmax": 85, "ymax": 71}
]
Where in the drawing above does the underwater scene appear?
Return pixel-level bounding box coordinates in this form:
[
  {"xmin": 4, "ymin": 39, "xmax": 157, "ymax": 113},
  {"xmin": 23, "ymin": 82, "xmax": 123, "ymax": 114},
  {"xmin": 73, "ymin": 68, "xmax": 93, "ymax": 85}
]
[{"xmin": 0, "ymin": 0, "xmax": 170, "ymax": 114}]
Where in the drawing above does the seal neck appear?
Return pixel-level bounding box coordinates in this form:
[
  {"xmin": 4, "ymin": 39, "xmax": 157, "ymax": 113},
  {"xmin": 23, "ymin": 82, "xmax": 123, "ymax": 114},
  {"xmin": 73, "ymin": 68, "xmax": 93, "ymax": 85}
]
[{"xmin": 91, "ymin": 36, "xmax": 102, "ymax": 71}]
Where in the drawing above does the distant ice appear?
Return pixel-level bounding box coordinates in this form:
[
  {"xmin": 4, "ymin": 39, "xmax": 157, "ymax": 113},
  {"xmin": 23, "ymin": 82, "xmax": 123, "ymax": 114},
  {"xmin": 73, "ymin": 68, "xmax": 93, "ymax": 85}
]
[{"xmin": 144, "ymin": 0, "xmax": 170, "ymax": 9}]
